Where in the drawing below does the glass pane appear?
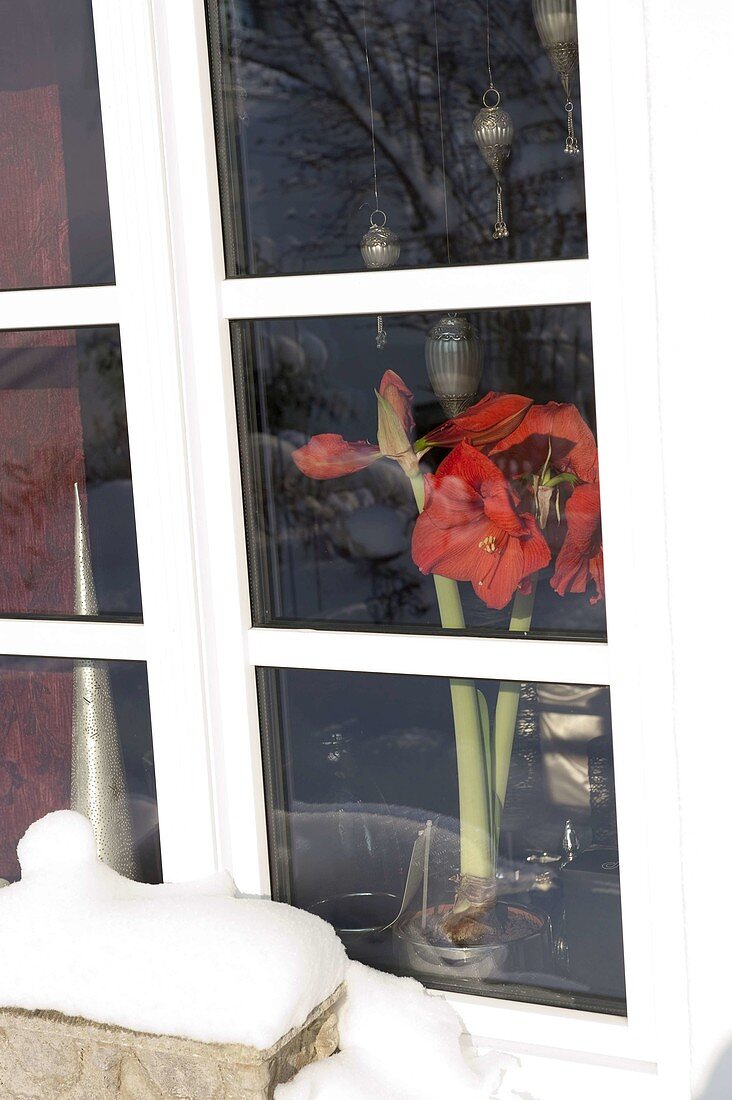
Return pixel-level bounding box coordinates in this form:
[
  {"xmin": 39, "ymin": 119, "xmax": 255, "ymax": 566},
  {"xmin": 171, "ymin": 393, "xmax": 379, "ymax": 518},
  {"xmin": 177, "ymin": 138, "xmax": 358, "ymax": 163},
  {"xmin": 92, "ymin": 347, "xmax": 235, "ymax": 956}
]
[
  {"xmin": 235, "ymin": 304, "xmax": 605, "ymax": 640},
  {"xmin": 0, "ymin": 326, "xmax": 142, "ymax": 618},
  {"xmin": 208, "ymin": 0, "xmax": 586, "ymax": 277},
  {"xmin": 0, "ymin": 0, "xmax": 114, "ymax": 289},
  {"xmin": 0, "ymin": 655, "xmax": 161, "ymax": 885},
  {"xmin": 260, "ymin": 667, "xmax": 626, "ymax": 1014}
]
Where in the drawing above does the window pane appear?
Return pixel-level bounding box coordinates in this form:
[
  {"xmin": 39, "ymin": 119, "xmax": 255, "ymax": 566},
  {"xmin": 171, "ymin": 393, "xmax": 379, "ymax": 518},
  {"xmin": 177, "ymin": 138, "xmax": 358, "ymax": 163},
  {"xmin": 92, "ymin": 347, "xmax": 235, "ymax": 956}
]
[
  {"xmin": 0, "ymin": 655, "xmax": 161, "ymax": 885},
  {"xmin": 0, "ymin": 326, "xmax": 142, "ymax": 618},
  {"xmin": 235, "ymin": 304, "xmax": 605, "ymax": 640},
  {"xmin": 260, "ymin": 667, "xmax": 625, "ymax": 1014},
  {"xmin": 0, "ymin": 0, "xmax": 114, "ymax": 289},
  {"xmin": 208, "ymin": 0, "xmax": 586, "ymax": 277}
]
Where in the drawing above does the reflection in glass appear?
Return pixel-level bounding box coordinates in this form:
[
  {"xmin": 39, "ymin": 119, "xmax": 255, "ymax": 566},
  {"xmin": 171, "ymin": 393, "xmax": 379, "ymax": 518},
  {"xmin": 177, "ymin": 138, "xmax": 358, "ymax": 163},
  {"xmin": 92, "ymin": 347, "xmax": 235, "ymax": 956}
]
[
  {"xmin": 0, "ymin": 326, "xmax": 142, "ymax": 618},
  {"xmin": 259, "ymin": 667, "xmax": 626, "ymax": 1013},
  {"xmin": 207, "ymin": 0, "xmax": 586, "ymax": 276},
  {"xmin": 235, "ymin": 304, "xmax": 605, "ymax": 639},
  {"xmin": 0, "ymin": 0, "xmax": 114, "ymax": 289},
  {"xmin": 0, "ymin": 656, "xmax": 161, "ymax": 885}
]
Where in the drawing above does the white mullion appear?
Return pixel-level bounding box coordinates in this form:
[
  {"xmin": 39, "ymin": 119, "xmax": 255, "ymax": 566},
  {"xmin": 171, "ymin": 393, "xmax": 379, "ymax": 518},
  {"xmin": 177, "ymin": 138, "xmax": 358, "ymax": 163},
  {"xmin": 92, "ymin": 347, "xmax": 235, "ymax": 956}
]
[
  {"xmin": 248, "ymin": 628, "xmax": 610, "ymax": 687},
  {"xmin": 91, "ymin": 0, "xmax": 218, "ymax": 882},
  {"xmin": 0, "ymin": 285, "xmax": 119, "ymax": 331},
  {"xmin": 151, "ymin": 0, "xmax": 270, "ymax": 896},
  {"xmin": 220, "ymin": 257, "xmax": 590, "ymax": 321},
  {"xmin": 0, "ymin": 620, "xmax": 144, "ymax": 662}
]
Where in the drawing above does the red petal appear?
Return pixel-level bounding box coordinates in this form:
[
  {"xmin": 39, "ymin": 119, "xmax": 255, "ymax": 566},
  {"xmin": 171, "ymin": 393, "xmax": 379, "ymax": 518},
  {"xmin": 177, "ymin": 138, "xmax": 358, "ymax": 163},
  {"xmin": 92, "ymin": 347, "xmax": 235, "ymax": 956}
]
[
  {"xmin": 471, "ymin": 514, "xmax": 551, "ymax": 609},
  {"xmin": 550, "ymin": 483, "xmax": 604, "ymax": 602},
  {"xmin": 471, "ymin": 532, "xmax": 526, "ymax": 609},
  {"xmin": 292, "ymin": 434, "xmax": 380, "ymax": 480},
  {"xmin": 489, "ymin": 402, "xmax": 599, "ymax": 484},
  {"xmin": 520, "ymin": 512, "xmax": 553, "ymax": 578},
  {"xmin": 412, "ymin": 510, "xmax": 485, "ymax": 581},
  {"xmin": 379, "ymin": 370, "xmax": 415, "ymax": 438},
  {"xmin": 432, "ymin": 443, "xmax": 525, "ymax": 536},
  {"xmin": 423, "ymin": 392, "xmax": 532, "ymax": 449},
  {"xmin": 420, "ymin": 471, "xmax": 482, "ymax": 532}
]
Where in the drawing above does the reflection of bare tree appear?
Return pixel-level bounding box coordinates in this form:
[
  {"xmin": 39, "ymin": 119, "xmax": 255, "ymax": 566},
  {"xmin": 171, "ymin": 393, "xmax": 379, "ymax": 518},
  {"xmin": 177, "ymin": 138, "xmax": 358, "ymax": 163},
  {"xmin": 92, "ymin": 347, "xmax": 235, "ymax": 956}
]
[
  {"xmin": 242, "ymin": 326, "xmax": 432, "ymax": 623},
  {"xmin": 211, "ymin": 0, "xmax": 586, "ymax": 274}
]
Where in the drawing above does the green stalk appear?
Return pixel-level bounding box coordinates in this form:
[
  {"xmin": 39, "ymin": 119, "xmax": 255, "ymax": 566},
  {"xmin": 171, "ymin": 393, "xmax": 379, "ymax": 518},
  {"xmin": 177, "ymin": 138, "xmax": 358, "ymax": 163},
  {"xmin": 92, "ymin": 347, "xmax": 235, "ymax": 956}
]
[
  {"xmin": 409, "ymin": 474, "xmax": 492, "ymax": 880},
  {"xmin": 493, "ymin": 587, "xmax": 536, "ymax": 821}
]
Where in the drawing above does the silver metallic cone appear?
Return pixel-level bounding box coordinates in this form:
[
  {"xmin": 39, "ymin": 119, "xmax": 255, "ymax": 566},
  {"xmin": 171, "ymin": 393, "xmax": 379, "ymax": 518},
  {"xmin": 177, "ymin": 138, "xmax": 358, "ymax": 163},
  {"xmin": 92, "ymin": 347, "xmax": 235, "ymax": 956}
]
[{"xmin": 71, "ymin": 483, "xmax": 139, "ymax": 879}]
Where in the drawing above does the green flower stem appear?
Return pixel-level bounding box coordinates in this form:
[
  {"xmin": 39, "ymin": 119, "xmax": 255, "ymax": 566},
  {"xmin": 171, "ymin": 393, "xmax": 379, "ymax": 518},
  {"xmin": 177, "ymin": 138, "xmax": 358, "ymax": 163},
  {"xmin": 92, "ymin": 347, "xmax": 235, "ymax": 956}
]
[
  {"xmin": 409, "ymin": 473, "xmax": 492, "ymax": 880},
  {"xmin": 493, "ymin": 587, "xmax": 537, "ymax": 819}
]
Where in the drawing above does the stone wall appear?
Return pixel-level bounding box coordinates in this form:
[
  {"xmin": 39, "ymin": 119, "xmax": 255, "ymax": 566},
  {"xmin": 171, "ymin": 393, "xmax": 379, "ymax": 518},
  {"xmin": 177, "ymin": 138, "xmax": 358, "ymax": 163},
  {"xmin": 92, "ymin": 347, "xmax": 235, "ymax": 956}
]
[{"xmin": 0, "ymin": 985, "xmax": 342, "ymax": 1100}]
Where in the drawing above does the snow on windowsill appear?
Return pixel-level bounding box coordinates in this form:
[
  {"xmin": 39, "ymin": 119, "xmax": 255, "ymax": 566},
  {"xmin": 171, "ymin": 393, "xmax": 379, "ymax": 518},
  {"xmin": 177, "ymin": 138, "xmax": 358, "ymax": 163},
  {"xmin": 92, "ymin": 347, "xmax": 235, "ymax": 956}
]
[{"xmin": 0, "ymin": 811, "xmax": 642, "ymax": 1099}]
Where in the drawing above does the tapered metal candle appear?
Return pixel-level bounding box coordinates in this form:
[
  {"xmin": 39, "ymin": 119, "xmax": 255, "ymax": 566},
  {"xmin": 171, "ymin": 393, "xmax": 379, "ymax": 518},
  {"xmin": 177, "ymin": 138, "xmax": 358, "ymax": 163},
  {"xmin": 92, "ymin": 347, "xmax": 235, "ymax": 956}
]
[{"xmin": 71, "ymin": 483, "xmax": 139, "ymax": 879}]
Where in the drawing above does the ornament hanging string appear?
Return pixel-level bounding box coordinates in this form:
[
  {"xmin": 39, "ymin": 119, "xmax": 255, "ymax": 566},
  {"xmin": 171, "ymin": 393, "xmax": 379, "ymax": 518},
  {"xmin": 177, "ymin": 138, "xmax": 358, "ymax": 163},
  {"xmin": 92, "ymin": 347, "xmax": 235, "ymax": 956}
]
[
  {"xmin": 432, "ymin": 0, "xmax": 451, "ymax": 265},
  {"xmin": 359, "ymin": 0, "xmax": 401, "ymax": 346},
  {"xmin": 485, "ymin": 0, "xmax": 494, "ymax": 90},
  {"xmin": 362, "ymin": 0, "xmax": 380, "ymax": 214},
  {"xmin": 479, "ymin": 2, "xmax": 509, "ymax": 238}
]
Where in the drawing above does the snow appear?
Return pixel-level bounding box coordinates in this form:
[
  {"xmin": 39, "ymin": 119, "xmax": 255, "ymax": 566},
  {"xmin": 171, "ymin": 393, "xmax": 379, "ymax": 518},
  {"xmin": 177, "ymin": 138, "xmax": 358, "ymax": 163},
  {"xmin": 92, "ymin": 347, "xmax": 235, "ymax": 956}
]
[
  {"xmin": 0, "ymin": 811, "xmax": 635, "ymax": 1098},
  {"xmin": 0, "ymin": 811, "xmax": 347, "ymax": 1047},
  {"xmin": 275, "ymin": 961, "xmax": 529, "ymax": 1100}
]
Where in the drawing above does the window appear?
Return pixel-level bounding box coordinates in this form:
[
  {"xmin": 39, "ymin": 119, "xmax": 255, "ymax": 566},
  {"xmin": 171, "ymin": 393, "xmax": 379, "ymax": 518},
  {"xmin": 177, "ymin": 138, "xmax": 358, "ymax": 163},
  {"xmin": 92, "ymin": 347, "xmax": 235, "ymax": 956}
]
[
  {"xmin": 2, "ymin": 0, "xmax": 690, "ymax": 1092},
  {"xmin": 210, "ymin": 0, "xmax": 627, "ymax": 1017}
]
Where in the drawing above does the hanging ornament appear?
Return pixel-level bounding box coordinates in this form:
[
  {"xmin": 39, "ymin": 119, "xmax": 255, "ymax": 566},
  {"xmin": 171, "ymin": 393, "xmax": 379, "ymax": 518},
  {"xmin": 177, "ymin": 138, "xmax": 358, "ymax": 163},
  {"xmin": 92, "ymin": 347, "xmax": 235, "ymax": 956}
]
[
  {"xmin": 532, "ymin": 0, "xmax": 580, "ymax": 155},
  {"xmin": 473, "ymin": 5, "xmax": 514, "ymax": 239},
  {"xmin": 358, "ymin": 0, "xmax": 400, "ymax": 348},
  {"xmin": 360, "ymin": 211, "xmax": 401, "ymax": 270},
  {"xmin": 425, "ymin": 314, "xmax": 483, "ymax": 417},
  {"xmin": 424, "ymin": 5, "xmax": 482, "ymax": 416},
  {"xmin": 473, "ymin": 87, "xmax": 513, "ymax": 239}
]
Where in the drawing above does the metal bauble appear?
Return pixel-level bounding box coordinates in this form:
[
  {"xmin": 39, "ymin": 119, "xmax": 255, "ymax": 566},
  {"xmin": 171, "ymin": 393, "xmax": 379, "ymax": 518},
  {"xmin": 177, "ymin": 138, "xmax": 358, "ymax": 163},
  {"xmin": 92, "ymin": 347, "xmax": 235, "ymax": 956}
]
[
  {"xmin": 360, "ymin": 224, "xmax": 401, "ymax": 270},
  {"xmin": 425, "ymin": 315, "xmax": 483, "ymax": 417},
  {"xmin": 473, "ymin": 104, "xmax": 514, "ymax": 183},
  {"xmin": 532, "ymin": 0, "xmax": 578, "ymax": 89}
]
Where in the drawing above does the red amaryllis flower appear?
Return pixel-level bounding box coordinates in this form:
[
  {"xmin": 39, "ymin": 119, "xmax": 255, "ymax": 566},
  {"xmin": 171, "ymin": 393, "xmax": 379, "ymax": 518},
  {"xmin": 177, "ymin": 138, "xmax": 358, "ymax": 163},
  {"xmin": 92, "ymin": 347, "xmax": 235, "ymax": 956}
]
[
  {"xmin": 412, "ymin": 442, "xmax": 551, "ymax": 609},
  {"xmin": 550, "ymin": 482, "xmax": 604, "ymax": 604},
  {"xmin": 488, "ymin": 401, "xmax": 599, "ymax": 485},
  {"xmin": 418, "ymin": 392, "xmax": 532, "ymax": 451},
  {"xmin": 292, "ymin": 370, "xmax": 414, "ymax": 480}
]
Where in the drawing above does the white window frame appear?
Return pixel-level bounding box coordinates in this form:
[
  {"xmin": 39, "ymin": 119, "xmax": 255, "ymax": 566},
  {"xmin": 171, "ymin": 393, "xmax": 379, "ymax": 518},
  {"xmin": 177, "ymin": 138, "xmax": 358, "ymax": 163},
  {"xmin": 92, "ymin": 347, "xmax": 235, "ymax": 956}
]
[{"xmin": 0, "ymin": 0, "xmax": 691, "ymax": 1094}]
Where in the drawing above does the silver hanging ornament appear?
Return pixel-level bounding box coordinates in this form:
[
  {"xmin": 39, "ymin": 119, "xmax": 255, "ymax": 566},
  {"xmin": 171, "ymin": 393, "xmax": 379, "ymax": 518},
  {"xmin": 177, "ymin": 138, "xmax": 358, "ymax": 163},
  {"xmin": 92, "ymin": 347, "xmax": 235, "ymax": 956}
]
[
  {"xmin": 360, "ymin": 211, "xmax": 401, "ymax": 269},
  {"xmin": 360, "ymin": 210, "xmax": 399, "ymax": 350},
  {"xmin": 473, "ymin": 86, "xmax": 514, "ymax": 239},
  {"xmin": 425, "ymin": 314, "xmax": 483, "ymax": 417},
  {"xmin": 71, "ymin": 482, "xmax": 139, "ymax": 879},
  {"xmin": 532, "ymin": 0, "xmax": 580, "ymax": 154}
]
